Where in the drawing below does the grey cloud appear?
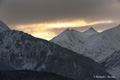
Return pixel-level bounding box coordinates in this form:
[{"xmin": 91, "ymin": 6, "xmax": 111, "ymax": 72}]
[
  {"xmin": 0, "ymin": 0, "xmax": 3, "ymax": 8},
  {"xmin": 0, "ymin": 0, "xmax": 120, "ymax": 28}
]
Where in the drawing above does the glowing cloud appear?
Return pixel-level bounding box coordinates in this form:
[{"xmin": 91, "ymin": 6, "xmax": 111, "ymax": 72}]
[{"xmin": 15, "ymin": 20, "xmax": 113, "ymax": 40}]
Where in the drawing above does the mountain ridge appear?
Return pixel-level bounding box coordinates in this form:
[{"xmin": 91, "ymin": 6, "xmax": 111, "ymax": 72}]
[
  {"xmin": 51, "ymin": 25, "xmax": 120, "ymax": 62},
  {"xmin": 0, "ymin": 20, "xmax": 10, "ymax": 31}
]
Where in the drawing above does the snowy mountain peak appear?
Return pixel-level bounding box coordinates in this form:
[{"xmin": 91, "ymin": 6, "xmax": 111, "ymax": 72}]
[
  {"xmin": 84, "ymin": 27, "xmax": 98, "ymax": 33},
  {"xmin": 65, "ymin": 28, "xmax": 70, "ymax": 31},
  {"xmin": 81, "ymin": 27, "xmax": 98, "ymax": 39},
  {"xmin": 63, "ymin": 28, "xmax": 77, "ymax": 32},
  {"xmin": 0, "ymin": 20, "xmax": 10, "ymax": 31},
  {"xmin": 62, "ymin": 28, "xmax": 71, "ymax": 33},
  {"xmin": 89, "ymin": 27, "xmax": 95, "ymax": 30},
  {"xmin": 59, "ymin": 28, "xmax": 81, "ymax": 36},
  {"xmin": 71, "ymin": 28, "xmax": 80, "ymax": 33}
]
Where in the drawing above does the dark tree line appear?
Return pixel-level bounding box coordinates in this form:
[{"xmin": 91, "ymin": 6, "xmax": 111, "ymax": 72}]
[{"xmin": 0, "ymin": 70, "xmax": 74, "ymax": 80}]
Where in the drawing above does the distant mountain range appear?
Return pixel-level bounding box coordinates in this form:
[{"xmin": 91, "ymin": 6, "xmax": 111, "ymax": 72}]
[
  {"xmin": 51, "ymin": 24, "xmax": 120, "ymax": 80},
  {"xmin": 51, "ymin": 27, "xmax": 99, "ymax": 60},
  {"xmin": 0, "ymin": 20, "xmax": 115, "ymax": 80},
  {"xmin": 51, "ymin": 25, "xmax": 120, "ymax": 62}
]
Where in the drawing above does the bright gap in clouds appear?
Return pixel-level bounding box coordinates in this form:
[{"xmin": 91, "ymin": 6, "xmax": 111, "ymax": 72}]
[{"xmin": 15, "ymin": 20, "xmax": 113, "ymax": 40}]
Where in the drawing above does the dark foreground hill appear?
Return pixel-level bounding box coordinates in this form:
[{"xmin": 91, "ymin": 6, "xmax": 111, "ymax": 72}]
[{"xmin": 0, "ymin": 70, "xmax": 74, "ymax": 80}]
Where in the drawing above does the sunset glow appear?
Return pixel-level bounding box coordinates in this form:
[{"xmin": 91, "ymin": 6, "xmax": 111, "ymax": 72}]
[{"xmin": 15, "ymin": 20, "xmax": 113, "ymax": 40}]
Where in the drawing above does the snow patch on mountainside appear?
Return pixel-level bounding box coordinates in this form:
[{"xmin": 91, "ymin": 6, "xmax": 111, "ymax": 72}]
[
  {"xmin": 38, "ymin": 64, "xmax": 46, "ymax": 71},
  {"xmin": 23, "ymin": 62, "xmax": 37, "ymax": 70}
]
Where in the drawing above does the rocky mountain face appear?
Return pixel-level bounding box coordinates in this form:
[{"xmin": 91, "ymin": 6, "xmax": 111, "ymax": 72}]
[
  {"xmin": 51, "ymin": 25, "xmax": 120, "ymax": 62},
  {"xmin": 0, "ymin": 21, "xmax": 115, "ymax": 80},
  {"xmin": 101, "ymin": 50, "xmax": 120, "ymax": 80}
]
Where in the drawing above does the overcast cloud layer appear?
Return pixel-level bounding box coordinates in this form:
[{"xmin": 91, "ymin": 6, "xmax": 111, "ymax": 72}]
[
  {"xmin": 0, "ymin": 0, "xmax": 120, "ymax": 25},
  {"xmin": 0, "ymin": 0, "xmax": 120, "ymax": 40}
]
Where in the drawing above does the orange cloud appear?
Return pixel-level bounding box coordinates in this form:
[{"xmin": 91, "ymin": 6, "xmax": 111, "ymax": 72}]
[{"xmin": 14, "ymin": 20, "xmax": 113, "ymax": 40}]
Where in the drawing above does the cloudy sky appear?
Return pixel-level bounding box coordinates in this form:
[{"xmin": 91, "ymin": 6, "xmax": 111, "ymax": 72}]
[{"xmin": 0, "ymin": 0, "xmax": 120, "ymax": 40}]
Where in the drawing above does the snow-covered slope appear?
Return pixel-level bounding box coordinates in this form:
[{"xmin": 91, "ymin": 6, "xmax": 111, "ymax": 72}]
[
  {"xmin": 84, "ymin": 25, "xmax": 120, "ymax": 61},
  {"xmin": 51, "ymin": 25, "xmax": 120, "ymax": 62},
  {"xmin": 0, "ymin": 20, "xmax": 10, "ymax": 31},
  {"xmin": 101, "ymin": 50, "xmax": 120, "ymax": 80},
  {"xmin": 51, "ymin": 28, "xmax": 98, "ymax": 54},
  {"xmin": 51, "ymin": 27, "xmax": 99, "ymax": 60},
  {"xmin": 51, "ymin": 29, "xmax": 85, "ymax": 52}
]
